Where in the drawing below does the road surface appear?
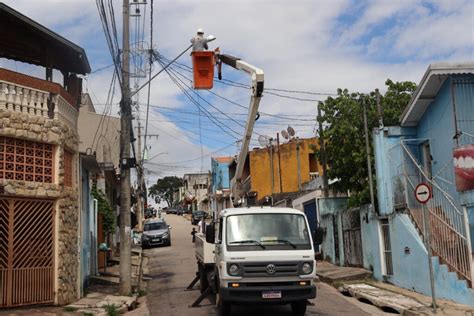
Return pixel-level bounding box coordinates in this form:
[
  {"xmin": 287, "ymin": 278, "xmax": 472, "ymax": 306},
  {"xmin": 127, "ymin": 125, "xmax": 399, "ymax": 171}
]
[{"xmin": 143, "ymin": 214, "xmax": 390, "ymax": 316}]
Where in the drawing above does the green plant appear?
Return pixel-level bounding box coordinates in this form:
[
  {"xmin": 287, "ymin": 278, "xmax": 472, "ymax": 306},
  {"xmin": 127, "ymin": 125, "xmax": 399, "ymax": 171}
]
[
  {"xmin": 91, "ymin": 185, "xmax": 115, "ymax": 236},
  {"xmin": 63, "ymin": 306, "xmax": 77, "ymax": 312},
  {"xmin": 102, "ymin": 303, "xmax": 119, "ymax": 316},
  {"xmin": 137, "ymin": 289, "xmax": 147, "ymax": 297}
]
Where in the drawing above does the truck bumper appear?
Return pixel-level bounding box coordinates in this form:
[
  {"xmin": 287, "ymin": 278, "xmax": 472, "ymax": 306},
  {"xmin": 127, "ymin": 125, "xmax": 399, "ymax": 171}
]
[{"xmin": 219, "ymin": 284, "xmax": 316, "ymax": 304}]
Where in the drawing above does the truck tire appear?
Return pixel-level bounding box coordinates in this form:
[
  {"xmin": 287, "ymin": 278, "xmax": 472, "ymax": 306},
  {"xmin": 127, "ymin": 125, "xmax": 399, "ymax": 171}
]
[
  {"xmin": 198, "ymin": 263, "xmax": 209, "ymax": 293},
  {"xmin": 217, "ymin": 293, "xmax": 231, "ymax": 316},
  {"xmin": 291, "ymin": 300, "xmax": 307, "ymax": 316}
]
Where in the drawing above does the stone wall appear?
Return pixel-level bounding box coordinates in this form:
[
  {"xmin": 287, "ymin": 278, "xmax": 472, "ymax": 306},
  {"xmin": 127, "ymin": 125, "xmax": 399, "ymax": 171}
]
[{"xmin": 0, "ymin": 108, "xmax": 80, "ymax": 305}]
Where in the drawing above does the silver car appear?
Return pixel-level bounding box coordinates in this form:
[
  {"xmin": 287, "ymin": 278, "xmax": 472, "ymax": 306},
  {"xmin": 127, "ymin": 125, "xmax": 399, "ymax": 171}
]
[{"xmin": 141, "ymin": 219, "xmax": 171, "ymax": 248}]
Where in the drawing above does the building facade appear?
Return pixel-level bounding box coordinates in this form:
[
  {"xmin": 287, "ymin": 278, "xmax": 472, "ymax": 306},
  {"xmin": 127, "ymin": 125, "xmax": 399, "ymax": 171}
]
[
  {"xmin": 183, "ymin": 173, "xmax": 211, "ymax": 211},
  {"xmin": 210, "ymin": 156, "xmax": 233, "ymax": 213},
  {"xmin": 371, "ymin": 62, "xmax": 474, "ymax": 306},
  {"xmin": 0, "ymin": 3, "xmax": 90, "ymax": 307}
]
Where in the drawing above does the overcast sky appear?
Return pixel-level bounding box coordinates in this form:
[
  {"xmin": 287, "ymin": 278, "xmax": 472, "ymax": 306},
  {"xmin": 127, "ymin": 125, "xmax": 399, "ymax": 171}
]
[{"xmin": 1, "ymin": 0, "xmax": 473, "ymax": 181}]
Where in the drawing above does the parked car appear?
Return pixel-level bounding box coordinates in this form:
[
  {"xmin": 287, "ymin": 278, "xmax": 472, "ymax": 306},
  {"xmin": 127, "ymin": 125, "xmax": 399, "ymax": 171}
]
[
  {"xmin": 167, "ymin": 208, "xmax": 177, "ymax": 215},
  {"xmin": 141, "ymin": 219, "xmax": 172, "ymax": 248},
  {"xmin": 191, "ymin": 210, "xmax": 208, "ymax": 225}
]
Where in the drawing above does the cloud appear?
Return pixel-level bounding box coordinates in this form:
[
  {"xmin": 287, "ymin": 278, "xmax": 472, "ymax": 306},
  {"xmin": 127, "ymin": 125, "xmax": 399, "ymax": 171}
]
[{"xmin": 1, "ymin": 0, "xmax": 472, "ymax": 181}]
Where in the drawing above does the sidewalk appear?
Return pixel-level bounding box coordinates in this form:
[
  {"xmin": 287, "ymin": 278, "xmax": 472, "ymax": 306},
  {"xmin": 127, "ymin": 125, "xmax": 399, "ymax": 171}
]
[
  {"xmin": 316, "ymin": 260, "xmax": 474, "ymax": 315},
  {"xmin": 3, "ymin": 248, "xmax": 146, "ymax": 316}
]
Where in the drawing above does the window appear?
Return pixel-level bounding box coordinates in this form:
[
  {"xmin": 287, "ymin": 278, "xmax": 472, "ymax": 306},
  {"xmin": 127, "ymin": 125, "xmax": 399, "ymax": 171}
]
[
  {"xmin": 0, "ymin": 136, "xmax": 54, "ymax": 183},
  {"xmin": 380, "ymin": 219, "xmax": 393, "ymax": 276},
  {"xmin": 64, "ymin": 150, "xmax": 73, "ymax": 187}
]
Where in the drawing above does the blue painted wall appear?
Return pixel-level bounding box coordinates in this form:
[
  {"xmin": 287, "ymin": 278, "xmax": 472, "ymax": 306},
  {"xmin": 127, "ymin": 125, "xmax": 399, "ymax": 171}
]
[{"xmin": 211, "ymin": 158, "xmax": 231, "ymax": 193}]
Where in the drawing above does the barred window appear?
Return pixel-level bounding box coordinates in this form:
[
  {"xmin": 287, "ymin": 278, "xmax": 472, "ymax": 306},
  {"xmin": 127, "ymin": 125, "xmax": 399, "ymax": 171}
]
[
  {"xmin": 0, "ymin": 136, "xmax": 54, "ymax": 183},
  {"xmin": 63, "ymin": 150, "xmax": 73, "ymax": 187}
]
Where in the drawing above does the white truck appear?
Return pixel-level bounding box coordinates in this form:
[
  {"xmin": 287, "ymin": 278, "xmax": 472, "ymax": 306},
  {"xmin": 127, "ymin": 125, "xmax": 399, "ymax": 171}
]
[
  {"xmin": 201, "ymin": 207, "xmax": 320, "ymax": 316},
  {"xmin": 190, "ymin": 50, "xmax": 322, "ymax": 316}
]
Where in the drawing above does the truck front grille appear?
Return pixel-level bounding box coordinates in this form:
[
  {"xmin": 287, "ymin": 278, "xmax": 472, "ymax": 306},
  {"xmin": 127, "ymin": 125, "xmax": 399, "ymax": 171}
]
[{"xmin": 242, "ymin": 262, "xmax": 300, "ymax": 277}]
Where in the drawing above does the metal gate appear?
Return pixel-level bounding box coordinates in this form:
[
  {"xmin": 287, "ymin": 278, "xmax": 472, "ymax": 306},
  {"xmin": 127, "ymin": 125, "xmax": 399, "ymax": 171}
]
[
  {"xmin": 342, "ymin": 208, "xmax": 363, "ymax": 267},
  {"xmin": 0, "ymin": 197, "xmax": 55, "ymax": 307}
]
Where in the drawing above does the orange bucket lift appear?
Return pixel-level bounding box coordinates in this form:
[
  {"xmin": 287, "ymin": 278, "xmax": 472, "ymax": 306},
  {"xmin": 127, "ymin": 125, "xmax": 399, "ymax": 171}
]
[{"xmin": 191, "ymin": 51, "xmax": 215, "ymax": 89}]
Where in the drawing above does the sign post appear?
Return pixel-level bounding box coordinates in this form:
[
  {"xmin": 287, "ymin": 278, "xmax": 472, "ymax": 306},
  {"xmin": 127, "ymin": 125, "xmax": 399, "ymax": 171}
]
[{"xmin": 415, "ymin": 183, "xmax": 437, "ymax": 313}]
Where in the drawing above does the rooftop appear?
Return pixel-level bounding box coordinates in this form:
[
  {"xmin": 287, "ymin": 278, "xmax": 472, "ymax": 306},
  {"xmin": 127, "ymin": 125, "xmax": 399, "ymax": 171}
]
[
  {"xmin": 400, "ymin": 61, "xmax": 474, "ymax": 127},
  {"xmin": 0, "ymin": 3, "xmax": 90, "ymax": 74}
]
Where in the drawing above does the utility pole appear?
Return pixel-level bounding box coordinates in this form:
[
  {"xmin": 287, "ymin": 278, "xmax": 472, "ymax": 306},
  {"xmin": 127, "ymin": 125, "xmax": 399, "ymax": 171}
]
[
  {"xmin": 376, "ymin": 88, "xmax": 383, "ymax": 128},
  {"xmin": 119, "ymin": 0, "xmax": 132, "ymax": 296},
  {"xmin": 276, "ymin": 133, "xmax": 283, "ymax": 193},
  {"xmin": 362, "ymin": 97, "xmax": 376, "ymax": 213},
  {"xmin": 318, "ymin": 102, "xmax": 329, "ymax": 198},
  {"xmin": 296, "ymin": 138, "xmax": 302, "ymax": 191},
  {"xmin": 136, "ymin": 123, "xmax": 143, "ymax": 232}
]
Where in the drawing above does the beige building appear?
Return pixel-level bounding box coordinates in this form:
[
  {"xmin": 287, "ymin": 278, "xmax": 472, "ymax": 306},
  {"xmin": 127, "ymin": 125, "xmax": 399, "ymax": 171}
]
[{"xmin": 183, "ymin": 173, "xmax": 211, "ymax": 211}]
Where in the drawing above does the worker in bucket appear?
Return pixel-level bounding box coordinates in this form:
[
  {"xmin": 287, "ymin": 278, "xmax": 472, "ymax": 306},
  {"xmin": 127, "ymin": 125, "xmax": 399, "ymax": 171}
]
[{"xmin": 191, "ymin": 28, "xmax": 208, "ymax": 51}]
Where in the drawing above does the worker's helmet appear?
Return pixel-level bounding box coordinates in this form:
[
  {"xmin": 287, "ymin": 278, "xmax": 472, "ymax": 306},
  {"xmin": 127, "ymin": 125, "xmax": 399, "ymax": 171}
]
[{"xmin": 197, "ymin": 28, "xmax": 204, "ymax": 34}]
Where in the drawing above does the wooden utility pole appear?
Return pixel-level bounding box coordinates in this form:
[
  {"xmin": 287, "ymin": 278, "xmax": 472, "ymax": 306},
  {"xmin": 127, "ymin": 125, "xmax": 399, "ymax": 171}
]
[
  {"xmin": 119, "ymin": 0, "xmax": 132, "ymax": 296},
  {"xmin": 318, "ymin": 102, "xmax": 329, "ymax": 198},
  {"xmin": 376, "ymin": 88, "xmax": 383, "ymax": 128},
  {"xmin": 362, "ymin": 97, "xmax": 376, "ymax": 213},
  {"xmin": 276, "ymin": 133, "xmax": 283, "ymax": 193}
]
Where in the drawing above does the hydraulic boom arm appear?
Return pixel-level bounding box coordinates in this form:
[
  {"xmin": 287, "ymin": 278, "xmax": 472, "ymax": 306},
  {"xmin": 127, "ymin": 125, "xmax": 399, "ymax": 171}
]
[{"xmin": 217, "ymin": 54, "xmax": 264, "ymax": 205}]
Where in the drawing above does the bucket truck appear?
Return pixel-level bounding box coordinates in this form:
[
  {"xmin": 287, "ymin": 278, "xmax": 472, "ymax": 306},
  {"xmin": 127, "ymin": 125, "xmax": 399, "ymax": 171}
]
[{"xmin": 190, "ymin": 51, "xmax": 320, "ymax": 316}]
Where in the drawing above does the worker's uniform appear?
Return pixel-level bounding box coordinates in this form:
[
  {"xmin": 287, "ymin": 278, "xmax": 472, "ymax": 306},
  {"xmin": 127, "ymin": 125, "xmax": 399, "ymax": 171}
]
[{"xmin": 191, "ymin": 34, "xmax": 208, "ymax": 51}]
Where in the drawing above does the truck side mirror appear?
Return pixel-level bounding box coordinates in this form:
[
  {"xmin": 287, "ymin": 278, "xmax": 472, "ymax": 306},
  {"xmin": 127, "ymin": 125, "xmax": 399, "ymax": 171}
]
[
  {"xmin": 205, "ymin": 223, "xmax": 215, "ymax": 243},
  {"xmin": 313, "ymin": 227, "xmax": 325, "ymax": 245}
]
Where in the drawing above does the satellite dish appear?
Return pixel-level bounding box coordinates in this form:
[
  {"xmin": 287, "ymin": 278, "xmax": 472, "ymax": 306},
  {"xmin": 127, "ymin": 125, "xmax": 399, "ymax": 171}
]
[
  {"xmin": 281, "ymin": 130, "xmax": 289, "ymax": 140},
  {"xmin": 258, "ymin": 135, "xmax": 271, "ymax": 147},
  {"xmin": 287, "ymin": 126, "xmax": 296, "ymax": 137}
]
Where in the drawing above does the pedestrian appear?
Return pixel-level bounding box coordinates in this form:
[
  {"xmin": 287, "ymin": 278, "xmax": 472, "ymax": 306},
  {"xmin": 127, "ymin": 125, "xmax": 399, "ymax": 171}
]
[
  {"xmin": 190, "ymin": 28, "xmax": 208, "ymax": 52},
  {"xmin": 191, "ymin": 227, "xmax": 197, "ymax": 243}
]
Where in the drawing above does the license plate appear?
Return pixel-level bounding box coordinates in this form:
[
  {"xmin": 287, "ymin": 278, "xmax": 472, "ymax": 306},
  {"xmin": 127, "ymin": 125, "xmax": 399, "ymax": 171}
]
[
  {"xmin": 152, "ymin": 238, "xmax": 161, "ymax": 242},
  {"xmin": 262, "ymin": 291, "xmax": 281, "ymax": 299}
]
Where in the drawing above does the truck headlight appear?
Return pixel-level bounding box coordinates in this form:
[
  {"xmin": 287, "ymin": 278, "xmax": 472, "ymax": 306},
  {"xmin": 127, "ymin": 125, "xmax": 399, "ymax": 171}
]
[
  {"xmin": 227, "ymin": 263, "xmax": 241, "ymax": 276},
  {"xmin": 301, "ymin": 262, "xmax": 313, "ymax": 274}
]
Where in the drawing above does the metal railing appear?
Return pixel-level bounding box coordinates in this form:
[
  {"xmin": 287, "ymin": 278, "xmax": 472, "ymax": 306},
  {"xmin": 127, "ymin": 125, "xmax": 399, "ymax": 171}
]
[{"xmin": 400, "ymin": 142, "xmax": 472, "ymax": 286}]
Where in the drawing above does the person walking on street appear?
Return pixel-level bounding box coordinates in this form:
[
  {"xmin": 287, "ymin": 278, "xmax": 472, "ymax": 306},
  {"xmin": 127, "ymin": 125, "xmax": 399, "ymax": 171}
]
[
  {"xmin": 191, "ymin": 227, "xmax": 197, "ymax": 243},
  {"xmin": 191, "ymin": 28, "xmax": 208, "ymax": 52}
]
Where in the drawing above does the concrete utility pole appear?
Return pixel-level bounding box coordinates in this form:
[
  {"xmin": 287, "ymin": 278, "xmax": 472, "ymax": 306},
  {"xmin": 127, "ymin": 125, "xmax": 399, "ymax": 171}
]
[
  {"xmin": 136, "ymin": 123, "xmax": 143, "ymax": 231},
  {"xmin": 276, "ymin": 133, "xmax": 283, "ymax": 193},
  {"xmin": 317, "ymin": 102, "xmax": 329, "ymax": 198},
  {"xmin": 119, "ymin": 0, "xmax": 132, "ymax": 296}
]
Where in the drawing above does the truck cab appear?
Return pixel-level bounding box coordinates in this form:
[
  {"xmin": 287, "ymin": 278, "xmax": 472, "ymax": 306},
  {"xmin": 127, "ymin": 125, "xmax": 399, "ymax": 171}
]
[{"xmin": 206, "ymin": 207, "xmax": 318, "ymax": 316}]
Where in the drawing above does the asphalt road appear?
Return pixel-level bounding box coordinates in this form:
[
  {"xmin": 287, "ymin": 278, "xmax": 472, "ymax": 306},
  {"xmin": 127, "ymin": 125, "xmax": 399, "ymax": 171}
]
[{"xmin": 144, "ymin": 214, "xmax": 390, "ymax": 316}]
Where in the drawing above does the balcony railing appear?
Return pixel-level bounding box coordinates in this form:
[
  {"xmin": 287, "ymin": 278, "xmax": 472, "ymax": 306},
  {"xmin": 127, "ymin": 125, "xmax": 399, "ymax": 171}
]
[{"xmin": 0, "ymin": 68, "xmax": 78, "ymax": 129}]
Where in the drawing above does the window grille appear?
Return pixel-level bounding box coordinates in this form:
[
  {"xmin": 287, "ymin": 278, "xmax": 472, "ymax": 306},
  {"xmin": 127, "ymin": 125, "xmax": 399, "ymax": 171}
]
[
  {"xmin": 380, "ymin": 219, "xmax": 393, "ymax": 276},
  {"xmin": 0, "ymin": 137, "xmax": 54, "ymax": 183},
  {"xmin": 63, "ymin": 150, "xmax": 73, "ymax": 187}
]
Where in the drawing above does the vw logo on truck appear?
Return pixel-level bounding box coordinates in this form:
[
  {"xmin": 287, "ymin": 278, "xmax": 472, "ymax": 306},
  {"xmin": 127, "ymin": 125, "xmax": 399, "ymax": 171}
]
[{"xmin": 266, "ymin": 264, "xmax": 277, "ymax": 275}]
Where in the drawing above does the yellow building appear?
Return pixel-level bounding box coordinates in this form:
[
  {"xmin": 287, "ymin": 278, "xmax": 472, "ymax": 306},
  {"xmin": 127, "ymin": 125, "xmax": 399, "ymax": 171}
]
[{"xmin": 249, "ymin": 137, "xmax": 321, "ymax": 201}]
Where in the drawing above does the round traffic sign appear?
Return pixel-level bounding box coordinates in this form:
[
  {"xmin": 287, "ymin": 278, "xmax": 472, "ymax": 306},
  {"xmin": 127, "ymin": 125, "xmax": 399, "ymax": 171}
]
[{"xmin": 415, "ymin": 183, "xmax": 431, "ymax": 204}]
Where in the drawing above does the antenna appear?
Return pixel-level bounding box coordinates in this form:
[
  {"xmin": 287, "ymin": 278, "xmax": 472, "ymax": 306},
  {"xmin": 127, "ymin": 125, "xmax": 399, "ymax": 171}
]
[
  {"xmin": 287, "ymin": 126, "xmax": 295, "ymax": 137},
  {"xmin": 281, "ymin": 130, "xmax": 289, "ymax": 140},
  {"xmin": 258, "ymin": 135, "xmax": 271, "ymax": 147}
]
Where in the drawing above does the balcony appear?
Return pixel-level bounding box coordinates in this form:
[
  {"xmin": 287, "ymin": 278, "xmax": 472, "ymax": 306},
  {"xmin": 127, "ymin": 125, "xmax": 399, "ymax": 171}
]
[{"xmin": 0, "ymin": 68, "xmax": 78, "ymax": 129}]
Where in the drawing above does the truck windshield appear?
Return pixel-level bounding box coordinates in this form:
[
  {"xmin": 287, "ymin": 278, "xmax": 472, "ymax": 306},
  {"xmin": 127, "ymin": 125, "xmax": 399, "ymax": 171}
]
[{"xmin": 226, "ymin": 213, "xmax": 311, "ymax": 251}]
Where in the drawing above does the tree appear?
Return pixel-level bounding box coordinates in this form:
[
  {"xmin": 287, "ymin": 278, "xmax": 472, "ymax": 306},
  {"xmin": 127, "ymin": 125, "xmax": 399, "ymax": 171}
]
[
  {"xmin": 148, "ymin": 176, "xmax": 183, "ymax": 207},
  {"xmin": 316, "ymin": 79, "xmax": 416, "ymax": 206}
]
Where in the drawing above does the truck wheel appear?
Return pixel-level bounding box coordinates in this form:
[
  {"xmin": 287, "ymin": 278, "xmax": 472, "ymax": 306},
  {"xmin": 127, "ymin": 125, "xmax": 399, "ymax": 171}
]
[
  {"xmin": 199, "ymin": 264, "xmax": 209, "ymax": 293},
  {"xmin": 291, "ymin": 300, "xmax": 307, "ymax": 316},
  {"xmin": 217, "ymin": 293, "xmax": 231, "ymax": 316}
]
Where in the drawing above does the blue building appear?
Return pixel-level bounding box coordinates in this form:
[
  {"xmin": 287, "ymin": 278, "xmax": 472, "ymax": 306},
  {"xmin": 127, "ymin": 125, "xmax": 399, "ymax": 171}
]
[
  {"xmin": 210, "ymin": 157, "xmax": 233, "ymax": 212},
  {"xmin": 371, "ymin": 62, "xmax": 474, "ymax": 306}
]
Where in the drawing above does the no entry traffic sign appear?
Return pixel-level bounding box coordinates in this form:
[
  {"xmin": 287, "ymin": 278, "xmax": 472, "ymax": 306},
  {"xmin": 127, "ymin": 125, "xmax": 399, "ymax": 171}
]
[{"xmin": 415, "ymin": 183, "xmax": 431, "ymax": 204}]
